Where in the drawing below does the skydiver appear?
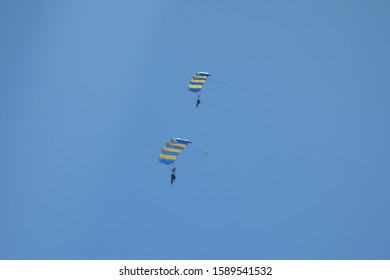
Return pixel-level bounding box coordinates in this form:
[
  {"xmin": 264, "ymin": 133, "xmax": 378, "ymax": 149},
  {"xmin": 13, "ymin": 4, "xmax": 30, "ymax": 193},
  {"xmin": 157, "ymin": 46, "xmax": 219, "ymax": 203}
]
[
  {"xmin": 170, "ymin": 173, "xmax": 176, "ymax": 185},
  {"xmin": 196, "ymin": 95, "xmax": 201, "ymax": 107}
]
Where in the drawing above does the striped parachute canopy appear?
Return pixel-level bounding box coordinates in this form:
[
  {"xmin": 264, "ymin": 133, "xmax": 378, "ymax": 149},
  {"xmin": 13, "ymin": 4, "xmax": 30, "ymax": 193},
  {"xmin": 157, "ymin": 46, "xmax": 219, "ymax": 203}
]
[
  {"xmin": 158, "ymin": 138, "xmax": 192, "ymax": 165},
  {"xmin": 188, "ymin": 72, "xmax": 211, "ymax": 93}
]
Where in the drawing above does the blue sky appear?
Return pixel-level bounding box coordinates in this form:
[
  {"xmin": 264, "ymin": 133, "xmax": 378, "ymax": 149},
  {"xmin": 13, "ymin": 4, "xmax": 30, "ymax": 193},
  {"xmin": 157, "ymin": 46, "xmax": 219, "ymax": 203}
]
[{"xmin": 1, "ymin": 0, "xmax": 389, "ymax": 259}]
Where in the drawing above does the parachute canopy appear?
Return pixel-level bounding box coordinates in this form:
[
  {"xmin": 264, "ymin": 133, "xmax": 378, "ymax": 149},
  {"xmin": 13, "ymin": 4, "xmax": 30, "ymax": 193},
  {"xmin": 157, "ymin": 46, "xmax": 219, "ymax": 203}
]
[
  {"xmin": 158, "ymin": 138, "xmax": 192, "ymax": 165},
  {"xmin": 188, "ymin": 72, "xmax": 211, "ymax": 93}
]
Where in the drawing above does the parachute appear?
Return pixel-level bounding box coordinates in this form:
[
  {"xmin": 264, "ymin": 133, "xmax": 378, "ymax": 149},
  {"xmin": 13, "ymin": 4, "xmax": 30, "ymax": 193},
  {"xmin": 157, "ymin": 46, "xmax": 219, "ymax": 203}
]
[
  {"xmin": 158, "ymin": 138, "xmax": 192, "ymax": 165},
  {"xmin": 188, "ymin": 72, "xmax": 211, "ymax": 93}
]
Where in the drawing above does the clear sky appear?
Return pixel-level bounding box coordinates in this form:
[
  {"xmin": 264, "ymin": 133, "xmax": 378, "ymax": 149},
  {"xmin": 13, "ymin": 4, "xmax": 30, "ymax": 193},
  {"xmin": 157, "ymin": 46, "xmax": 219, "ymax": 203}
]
[{"xmin": 1, "ymin": 0, "xmax": 389, "ymax": 260}]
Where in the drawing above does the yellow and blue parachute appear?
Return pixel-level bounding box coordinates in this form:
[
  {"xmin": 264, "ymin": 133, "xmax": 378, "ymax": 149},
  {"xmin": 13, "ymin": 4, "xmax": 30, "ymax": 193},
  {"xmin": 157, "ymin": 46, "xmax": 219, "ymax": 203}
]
[
  {"xmin": 158, "ymin": 138, "xmax": 192, "ymax": 165},
  {"xmin": 188, "ymin": 72, "xmax": 211, "ymax": 93}
]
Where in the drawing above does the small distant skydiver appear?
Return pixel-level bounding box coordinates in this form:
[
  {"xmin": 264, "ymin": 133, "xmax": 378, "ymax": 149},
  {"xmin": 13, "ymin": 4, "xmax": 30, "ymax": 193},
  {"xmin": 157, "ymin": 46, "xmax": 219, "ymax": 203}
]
[
  {"xmin": 171, "ymin": 173, "xmax": 176, "ymax": 185},
  {"xmin": 196, "ymin": 95, "xmax": 201, "ymax": 107},
  {"xmin": 171, "ymin": 168, "xmax": 176, "ymax": 185}
]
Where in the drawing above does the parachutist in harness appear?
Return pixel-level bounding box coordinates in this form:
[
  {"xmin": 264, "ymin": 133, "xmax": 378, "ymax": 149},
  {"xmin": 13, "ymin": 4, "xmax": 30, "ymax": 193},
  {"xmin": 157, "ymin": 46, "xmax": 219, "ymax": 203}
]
[
  {"xmin": 171, "ymin": 173, "xmax": 176, "ymax": 185},
  {"xmin": 171, "ymin": 167, "xmax": 176, "ymax": 185},
  {"xmin": 196, "ymin": 95, "xmax": 201, "ymax": 107}
]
